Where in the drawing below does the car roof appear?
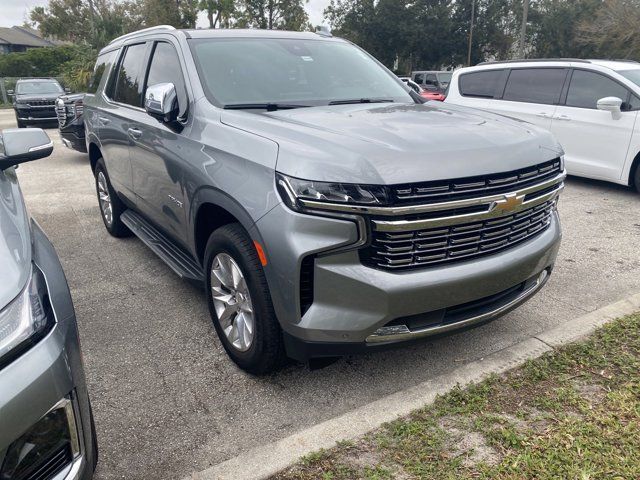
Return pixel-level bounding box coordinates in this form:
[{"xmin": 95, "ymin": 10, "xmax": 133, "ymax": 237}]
[
  {"xmin": 472, "ymin": 58, "xmax": 640, "ymax": 72},
  {"xmin": 16, "ymin": 78, "xmax": 58, "ymax": 83}
]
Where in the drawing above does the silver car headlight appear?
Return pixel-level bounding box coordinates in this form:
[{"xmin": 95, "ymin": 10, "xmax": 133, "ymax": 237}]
[
  {"xmin": 276, "ymin": 173, "xmax": 389, "ymax": 213},
  {"xmin": 0, "ymin": 266, "xmax": 54, "ymax": 367}
]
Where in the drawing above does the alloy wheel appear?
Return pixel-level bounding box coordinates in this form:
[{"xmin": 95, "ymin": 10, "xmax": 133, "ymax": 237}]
[
  {"xmin": 210, "ymin": 253, "xmax": 255, "ymax": 352},
  {"xmin": 97, "ymin": 172, "xmax": 113, "ymax": 226}
]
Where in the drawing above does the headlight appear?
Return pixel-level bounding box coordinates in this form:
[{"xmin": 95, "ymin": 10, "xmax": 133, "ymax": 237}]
[
  {"xmin": 0, "ymin": 266, "xmax": 54, "ymax": 367},
  {"xmin": 276, "ymin": 173, "xmax": 389, "ymax": 213}
]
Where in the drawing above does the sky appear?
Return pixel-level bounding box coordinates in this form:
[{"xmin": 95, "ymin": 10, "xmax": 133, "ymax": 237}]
[{"xmin": 0, "ymin": 0, "xmax": 330, "ymax": 30}]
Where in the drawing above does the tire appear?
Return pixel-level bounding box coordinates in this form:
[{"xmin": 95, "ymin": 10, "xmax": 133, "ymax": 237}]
[
  {"xmin": 634, "ymin": 163, "xmax": 640, "ymax": 194},
  {"xmin": 94, "ymin": 158, "xmax": 131, "ymax": 237},
  {"xmin": 204, "ymin": 223, "xmax": 285, "ymax": 374},
  {"xmin": 89, "ymin": 402, "xmax": 99, "ymax": 471}
]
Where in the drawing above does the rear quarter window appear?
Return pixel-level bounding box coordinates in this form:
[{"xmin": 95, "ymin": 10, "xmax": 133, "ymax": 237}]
[{"xmin": 459, "ymin": 70, "xmax": 504, "ymax": 98}]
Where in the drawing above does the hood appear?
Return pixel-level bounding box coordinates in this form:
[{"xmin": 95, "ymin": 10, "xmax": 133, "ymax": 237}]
[
  {"xmin": 15, "ymin": 92, "xmax": 61, "ymax": 102},
  {"xmin": 221, "ymin": 102, "xmax": 562, "ymax": 184},
  {"xmin": 0, "ymin": 168, "xmax": 32, "ymax": 310}
]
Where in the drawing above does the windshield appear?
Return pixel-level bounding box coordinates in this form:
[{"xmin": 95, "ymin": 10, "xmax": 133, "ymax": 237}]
[
  {"xmin": 437, "ymin": 72, "xmax": 452, "ymax": 85},
  {"xmin": 189, "ymin": 38, "xmax": 412, "ymax": 107},
  {"xmin": 16, "ymin": 81, "xmax": 63, "ymax": 95},
  {"xmin": 617, "ymin": 68, "xmax": 640, "ymax": 88}
]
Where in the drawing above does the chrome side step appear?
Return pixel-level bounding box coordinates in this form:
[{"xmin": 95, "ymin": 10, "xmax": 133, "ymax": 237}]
[{"xmin": 120, "ymin": 210, "xmax": 205, "ymax": 283}]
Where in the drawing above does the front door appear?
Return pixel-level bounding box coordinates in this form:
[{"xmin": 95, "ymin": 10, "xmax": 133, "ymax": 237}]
[
  {"xmin": 129, "ymin": 40, "xmax": 190, "ymax": 242},
  {"xmin": 551, "ymin": 69, "xmax": 638, "ymax": 182}
]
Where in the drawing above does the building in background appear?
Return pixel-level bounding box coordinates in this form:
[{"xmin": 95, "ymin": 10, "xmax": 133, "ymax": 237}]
[{"xmin": 0, "ymin": 26, "xmax": 57, "ymax": 54}]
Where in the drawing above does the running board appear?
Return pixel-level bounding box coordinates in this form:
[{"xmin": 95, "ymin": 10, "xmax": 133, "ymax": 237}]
[{"xmin": 120, "ymin": 210, "xmax": 205, "ymax": 283}]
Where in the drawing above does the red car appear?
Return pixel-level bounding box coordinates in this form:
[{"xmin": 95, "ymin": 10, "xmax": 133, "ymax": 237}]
[{"xmin": 399, "ymin": 77, "xmax": 446, "ymax": 101}]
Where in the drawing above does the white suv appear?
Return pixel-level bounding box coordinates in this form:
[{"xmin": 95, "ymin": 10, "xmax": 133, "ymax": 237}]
[{"xmin": 445, "ymin": 59, "xmax": 640, "ymax": 191}]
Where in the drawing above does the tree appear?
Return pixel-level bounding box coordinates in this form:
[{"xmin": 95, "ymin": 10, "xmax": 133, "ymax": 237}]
[
  {"xmin": 199, "ymin": 0, "xmax": 236, "ymax": 28},
  {"xmin": 577, "ymin": 0, "xmax": 640, "ymax": 59},
  {"xmin": 237, "ymin": 0, "xmax": 310, "ymax": 30}
]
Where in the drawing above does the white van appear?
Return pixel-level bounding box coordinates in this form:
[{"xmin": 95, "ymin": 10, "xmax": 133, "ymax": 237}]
[{"xmin": 445, "ymin": 59, "xmax": 640, "ymax": 191}]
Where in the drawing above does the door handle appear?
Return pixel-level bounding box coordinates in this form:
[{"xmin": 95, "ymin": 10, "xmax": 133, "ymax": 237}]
[
  {"xmin": 127, "ymin": 127, "xmax": 142, "ymax": 140},
  {"xmin": 535, "ymin": 112, "xmax": 551, "ymax": 118},
  {"xmin": 554, "ymin": 114, "xmax": 571, "ymax": 121},
  {"xmin": 98, "ymin": 116, "xmax": 110, "ymax": 125}
]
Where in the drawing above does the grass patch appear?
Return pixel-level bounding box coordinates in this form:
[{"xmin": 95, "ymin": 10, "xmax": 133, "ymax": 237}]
[{"xmin": 272, "ymin": 313, "xmax": 640, "ymax": 480}]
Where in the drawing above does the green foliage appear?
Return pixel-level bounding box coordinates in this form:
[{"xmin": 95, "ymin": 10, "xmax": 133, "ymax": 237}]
[
  {"xmin": 0, "ymin": 45, "xmax": 82, "ymax": 77},
  {"xmin": 236, "ymin": 0, "xmax": 310, "ymax": 30}
]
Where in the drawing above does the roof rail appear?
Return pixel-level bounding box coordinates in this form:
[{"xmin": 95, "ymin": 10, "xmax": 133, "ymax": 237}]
[
  {"xmin": 478, "ymin": 58, "xmax": 591, "ymax": 65},
  {"xmin": 109, "ymin": 25, "xmax": 176, "ymax": 45}
]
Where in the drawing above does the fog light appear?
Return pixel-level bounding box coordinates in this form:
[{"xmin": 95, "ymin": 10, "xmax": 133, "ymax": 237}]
[{"xmin": 0, "ymin": 398, "xmax": 80, "ymax": 480}]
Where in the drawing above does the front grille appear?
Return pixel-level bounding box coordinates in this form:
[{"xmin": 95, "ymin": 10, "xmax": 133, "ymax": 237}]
[
  {"xmin": 27, "ymin": 99, "xmax": 56, "ymax": 107},
  {"xmin": 362, "ymin": 199, "xmax": 556, "ymax": 270},
  {"xmin": 391, "ymin": 158, "xmax": 562, "ymax": 205},
  {"xmin": 55, "ymin": 102, "xmax": 66, "ymax": 126},
  {"xmin": 23, "ymin": 444, "xmax": 72, "ymax": 480}
]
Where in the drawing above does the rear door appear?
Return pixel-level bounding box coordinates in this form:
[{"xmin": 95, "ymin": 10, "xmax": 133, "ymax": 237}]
[
  {"xmin": 99, "ymin": 42, "xmax": 149, "ymax": 196},
  {"xmin": 484, "ymin": 68, "xmax": 568, "ymax": 130},
  {"xmin": 453, "ymin": 68, "xmax": 506, "ymax": 111},
  {"xmin": 551, "ymin": 69, "xmax": 638, "ymax": 181}
]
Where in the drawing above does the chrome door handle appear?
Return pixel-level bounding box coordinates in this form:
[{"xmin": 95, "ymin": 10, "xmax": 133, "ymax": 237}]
[
  {"xmin": 535, "ymin": 112, "xmax": 551, "ymax": 118},
  {"xmin": 127, "ymin": 127, "xmax": 142, "ymax": 140},
  {"xmin": 554, "ymin": 115, "xmax": 571, "ymax": 121},
  {"xmin": 98, "ymin": 116, "xmax": 110, "ymax": 125}
]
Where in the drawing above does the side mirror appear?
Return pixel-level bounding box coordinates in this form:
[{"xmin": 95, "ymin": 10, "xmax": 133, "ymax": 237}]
[
  {"xmin": 7, "ymin": 89, "xmax": 14, "ymax": 95},
  {"xmin": 597, "ymin": 96, "xmax": 623, "ymax": 118},
  {"xmin": 65, "ymin": 87, "xmax": 71, "ymax": 93},
  {"xmin": 0, "ymin": 128, "xmax": 53, "ymax": 170},
  {"xmin": 145, "ymin": 83, "xmax": 179, "ymax": 124}
]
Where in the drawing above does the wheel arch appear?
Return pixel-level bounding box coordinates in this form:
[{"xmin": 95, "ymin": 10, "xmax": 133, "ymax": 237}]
[{"xmin": 629, "ymin": 150, "xmax": 640, "ymax": 188}]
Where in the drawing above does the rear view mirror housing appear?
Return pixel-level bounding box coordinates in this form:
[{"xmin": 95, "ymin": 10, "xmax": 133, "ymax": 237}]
[
  {"xmin": 597, "ymin": 96, "xmax": 623, "ymax": 119},
  {"xmin": 145, "ymin": 82, "xmax": 179, "ymax": 124},
  {"xmin": 0, "ymin": 128, "xmax": 53, "ymax": 170}
]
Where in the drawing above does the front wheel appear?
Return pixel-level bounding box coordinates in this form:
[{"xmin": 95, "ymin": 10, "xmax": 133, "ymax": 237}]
[
  {"xmin": 634, "ymin": 163, "xmax": 640, "ymax": 194},
  {"xmin": 204, "ymin": 223, "xmax": 285, "ymax": 374}
]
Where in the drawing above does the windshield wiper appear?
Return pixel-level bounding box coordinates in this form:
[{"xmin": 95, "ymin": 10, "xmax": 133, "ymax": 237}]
[
  {"xmin": 328, "ymin": 98, "xmax": 394, "ymax": 105},
  {"xmin": 223, "ymin": 103, "xmax": 310, "ymax": 111}
]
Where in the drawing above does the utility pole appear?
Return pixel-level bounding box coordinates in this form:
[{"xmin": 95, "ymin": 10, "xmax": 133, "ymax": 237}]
[
  {"xmin": 519, "ymin": 0, "xmax": 529, "ymax": 58},
  {"xmin": 467, "ymin": 0, "xmax": 475, "ymax": 66}
]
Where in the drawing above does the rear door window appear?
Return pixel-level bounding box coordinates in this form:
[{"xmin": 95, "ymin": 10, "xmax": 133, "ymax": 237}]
[
  {"xmin": 425, "ymin": 74, "xmax": 438, "ymax": 87},
  {"xmin": 414, "ymin": 73, "xmax": 425, "ymax": 85},
  {"xmin": 459, "ymin": 70, "xmax": 504, "ymax": 98},
  {"xmin": 112, "ymin": 43, "xmax": 147, "ymax": 107},
  {"xmin": 502, "ymin": 68, "xmax": 566, "ymax": 105},
  {"xmin": 566, "ymin": 70, "xmax": 629, "ymax": 109}
]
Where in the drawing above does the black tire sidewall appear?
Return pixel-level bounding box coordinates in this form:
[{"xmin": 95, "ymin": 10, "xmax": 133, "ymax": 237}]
[
  {"xmin": 204, "ymin": 225, "xmax": 281, "ymax": 372},
  {"xmin": 94, "ymin": 158, "xmax": 130, "ymax": 237}
]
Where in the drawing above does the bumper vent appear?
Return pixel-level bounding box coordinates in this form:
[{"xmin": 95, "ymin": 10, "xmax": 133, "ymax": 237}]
[
  {"xmin": 299, "ymin": 256, "xmax": 315, "ymax": 317},
  {"xmin": 22, "ymin": 444, "xmax": 72, "ymax": 480}
]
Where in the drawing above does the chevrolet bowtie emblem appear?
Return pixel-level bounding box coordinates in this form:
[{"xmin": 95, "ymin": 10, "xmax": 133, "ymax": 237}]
[{"xmin": 496, "ymin": 193, "xmax": 524, "ymax": 213}]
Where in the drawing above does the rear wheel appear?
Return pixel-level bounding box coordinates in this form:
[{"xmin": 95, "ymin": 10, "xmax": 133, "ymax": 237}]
[
  {"xmin": 94, "ymin": 158, "xmax": 131, "ymax": 237},
  {"xmin": 204, "ymin": 223, "xmax": 285, "ymax": 374}
]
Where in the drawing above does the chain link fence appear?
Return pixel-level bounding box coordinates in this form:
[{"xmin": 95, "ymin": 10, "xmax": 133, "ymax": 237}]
[{"xmin": 0, "ymin": 77, "xmax": 66, "ymax": 107}]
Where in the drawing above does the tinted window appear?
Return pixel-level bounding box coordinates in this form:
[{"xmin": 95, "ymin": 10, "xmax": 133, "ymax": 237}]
[
  {"xmin": 459, "ymin": 70, "xmax": 504, "ymax": 98},
  {"xmin": 503, "ymin": 68, "xmax": 566, "ymax": 105},
  {"xmin": 566, "ymin": 70, "xmax": 629, "ymax": 109},
  {"xmin": 627, "ymin": 94, "xmax": 640, "ymax": 111},
  {"xmin": 88, "ymin": 50, "xmax": 116, "ymax": 94},
  {"xmin": 414, "ymin": 73, "xmax": 424, "ymax": 84},
  {"xmin": 16, "ymin": 81, "xmax": 63, "ymax": 94},
  {"xmin": 112, "ymin": 43, "xmax": 147, "ymax": 107},
  {"xmin": 425, "ymin": 74, "xmax": 437, "ymax": 86},
  {"xmin": 145, "ymin": 42, "xmax": 188, "ymax": 116}
]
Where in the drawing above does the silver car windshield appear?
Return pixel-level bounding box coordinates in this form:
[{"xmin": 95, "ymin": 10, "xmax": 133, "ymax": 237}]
[
  {"xmin": 16, "ymin": 81, "xmax": 63, "ymax": 95},
  {"xmin": 616, "ymin": 68, "xmax": 640, "ymax": 88},
  {"xmin": 189, "ymin": 38, "xmax": 413, "ymax": 107}
]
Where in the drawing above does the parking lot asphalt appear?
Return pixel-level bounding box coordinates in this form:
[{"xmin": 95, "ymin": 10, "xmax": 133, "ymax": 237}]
[{"xmin": 3, "ymin": 109, "xmax": 640, "ymax": 480}]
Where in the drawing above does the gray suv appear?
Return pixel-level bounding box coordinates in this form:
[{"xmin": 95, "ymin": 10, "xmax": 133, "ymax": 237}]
[
  {"xmin": 83, "ymin": 26, "xmax": 565, "ymax": 373},
  {"xmin": 0, "ymin": 129, "xmax": 97, "ymax": 479}
]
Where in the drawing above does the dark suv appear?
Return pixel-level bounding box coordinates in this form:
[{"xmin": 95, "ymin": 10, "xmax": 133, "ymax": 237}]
[
  {"xmin": 56, "ymin": 93, "xmax": 87, "ymax": 152},
  {"xmin": 83, "ymin": 26, "xmax": 564, "ymax": 373},
  {"xmin": 9, "ymin": 78, "xmax": 67, "ymax": 128}
]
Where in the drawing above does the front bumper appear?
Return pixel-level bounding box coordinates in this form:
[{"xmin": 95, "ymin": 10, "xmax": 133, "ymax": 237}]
[
  {"xmin": 15, "ymin": 106, "xmax": 58, "ymax": 123},
  {"xmin": 255, "ymin": 203, "xmax": 561, "ymax": 360},
  {"xmin": 60, "ymin": 124, "xmax": 87, "ymax": 153},
  {"xmin": 0, "ymin": 222, "xmax": 95, "ymax": 479}
]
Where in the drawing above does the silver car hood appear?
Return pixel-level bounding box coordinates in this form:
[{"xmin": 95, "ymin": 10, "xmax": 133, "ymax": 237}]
[
  {"xmin": 0, "ymin": 168, "xmax": 31, "ymax": 310},
  {"xmin": 221, "ymin": 102, "xmax": 562, "ymax": 184}
]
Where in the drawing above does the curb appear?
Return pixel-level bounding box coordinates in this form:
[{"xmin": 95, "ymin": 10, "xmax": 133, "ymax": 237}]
[{"xmin": 188, "ymin": 292, "xmax": 640, "ymax": 480}]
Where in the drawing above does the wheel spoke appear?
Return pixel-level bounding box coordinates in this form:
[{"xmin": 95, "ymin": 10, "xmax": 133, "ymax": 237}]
[{"xmin": 216, "ymin": 302, "xmax": 235, "ymax": 329}]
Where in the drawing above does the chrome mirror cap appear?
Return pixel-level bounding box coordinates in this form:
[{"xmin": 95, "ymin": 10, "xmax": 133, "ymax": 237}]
[{"xmin": 144, "ymin": 82, "xmax": 178, "ymax": 123}]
